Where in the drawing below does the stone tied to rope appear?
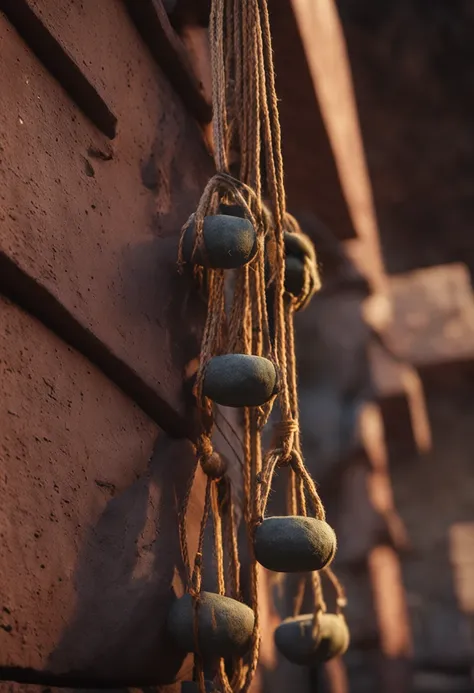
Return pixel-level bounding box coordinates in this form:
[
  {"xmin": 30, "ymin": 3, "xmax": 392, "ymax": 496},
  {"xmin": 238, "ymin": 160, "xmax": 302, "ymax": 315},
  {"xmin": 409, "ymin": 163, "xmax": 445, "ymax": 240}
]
[{"xmin": 170, "ymin": 0, "xmax": 347, "ymax": 691}]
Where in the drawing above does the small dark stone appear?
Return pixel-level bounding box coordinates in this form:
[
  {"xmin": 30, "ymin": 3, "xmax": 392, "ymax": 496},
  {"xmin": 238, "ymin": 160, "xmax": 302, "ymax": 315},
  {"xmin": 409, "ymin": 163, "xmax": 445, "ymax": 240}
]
[
  {"xmin": 167, "ymin": 592, "xmax": 255, "ymax": 658},
  {"xmin": 218, "ymin": 202, "xmax": 247, "ymax": 218},
  {"xmin": 284, "ymin": 231, "xmax": 315, "ymax": 260},
  {"xmin": 283, "ymin": 231, "xmax": 320, "ymax": 307},
  {"xmin": 285, "ymin": 255, "xmax": 305, "ymax": 297},
  {"xmin": 200, "ymin": 451, "xmax": 228, "ymax": 479},
  {"xmin": 203, "ymin": 354, "xmax": 278, "ymax": 408},
  {"xmin": 275, "ymin": 613, "xmax": 350, "ymax": 665},
  {"xmin": 254, "ymin": 516, "xmax": 336, "ymax": 572},
  {"xmin": 182, "ymin": 215, "xmax": 257, "ymax": 269}
]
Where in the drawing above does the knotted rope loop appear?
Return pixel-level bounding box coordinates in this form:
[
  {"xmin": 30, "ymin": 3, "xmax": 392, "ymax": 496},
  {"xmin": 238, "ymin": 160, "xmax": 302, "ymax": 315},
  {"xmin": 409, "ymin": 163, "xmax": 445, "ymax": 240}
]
[
  {"xmin": 272, "ymin": 418, "xmax": 298, "ymax": 461},
  {"xmin": 196, "ymin": 433, "xmax": 214, "ymax": 461}
]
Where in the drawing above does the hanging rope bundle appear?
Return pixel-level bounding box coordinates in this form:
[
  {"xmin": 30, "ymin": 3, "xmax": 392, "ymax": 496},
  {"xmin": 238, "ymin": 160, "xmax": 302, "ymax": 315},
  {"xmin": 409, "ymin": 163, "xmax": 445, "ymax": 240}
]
[{"xmin": 171, "ymin": 0, "xmax": 348, "ymax": 690}]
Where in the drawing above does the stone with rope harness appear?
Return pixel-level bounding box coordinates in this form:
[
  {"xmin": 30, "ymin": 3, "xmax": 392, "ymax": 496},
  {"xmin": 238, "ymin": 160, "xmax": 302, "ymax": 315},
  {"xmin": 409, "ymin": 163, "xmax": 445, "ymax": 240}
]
[{"xmin": 168, "ymin": 0, "xmax": 349, "ymax": 689}]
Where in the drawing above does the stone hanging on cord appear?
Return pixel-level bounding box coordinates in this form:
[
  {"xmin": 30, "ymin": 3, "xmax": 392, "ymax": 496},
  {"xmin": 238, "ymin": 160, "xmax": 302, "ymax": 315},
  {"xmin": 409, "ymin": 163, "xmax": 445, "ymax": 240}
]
[
  {"xmin": 203, "ymin": 354, "xmax": 278, "ymax": 408},
  {"xmin": 254, "ymin": 515, "xmax": 336, "ymax": 573},
  {"xmin": 182, "ymin": 214, "xmax": 257, "ymax": 269},
  {"xmin": 168, "ymin": 0, "xmax": 350, "ymax": 688},
  {"xmin": 284, "ymin": 228, "xmax": 320, "ymax": 309},
  {"xmin": 167, "ymin": 591, "xmax": 255, "ymax": 658},
  {"xmin": 274, "ymin": 611, "xmax": 350, "ymax": 665}
]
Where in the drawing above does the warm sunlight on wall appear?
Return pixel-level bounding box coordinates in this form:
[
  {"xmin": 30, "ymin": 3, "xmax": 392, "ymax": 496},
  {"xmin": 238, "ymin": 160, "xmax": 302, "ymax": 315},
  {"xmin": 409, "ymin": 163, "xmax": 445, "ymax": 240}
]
[
  {"xmin": 450, "ymin": 522, "xmax": 474, "ymax": 615},
  {"xmin": 291, "ymin": 0, "xmax": 390, "ymax": 328}
]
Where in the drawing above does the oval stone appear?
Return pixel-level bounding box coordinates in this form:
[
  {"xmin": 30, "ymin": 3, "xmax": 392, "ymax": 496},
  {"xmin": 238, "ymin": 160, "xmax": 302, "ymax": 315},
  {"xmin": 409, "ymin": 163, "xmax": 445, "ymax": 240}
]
[
  {"xmin": 167, "ymin": 592, "xmax": 255, "ymax": 659},
  {"xmin": 203, "ymin": 354, "xmax": 278, "ymax": 408},
  {"xmin": 285, "ymin": 255, "xmax": 305, "ymax": 297},
  {"xmin": 275, "ymin": 613, "xmax": 350, "ymax": 665},
  {"xmin": 182, "ymin": 215, "xmax": 257, "ymax": 269},
  {"xmin": 218, "ymin": 202, "xmax": 246, "ymax": 218},
  {"xmin": 284, "ymin": 231, "xmax": 315, "ymax": 260},
  {"xmin": 254, "ymin": 516, "xmax": 336, "ymax": 572},
  {"xmin": 200, "ymin": 451, "xmax": 228, "ymax": 479}
]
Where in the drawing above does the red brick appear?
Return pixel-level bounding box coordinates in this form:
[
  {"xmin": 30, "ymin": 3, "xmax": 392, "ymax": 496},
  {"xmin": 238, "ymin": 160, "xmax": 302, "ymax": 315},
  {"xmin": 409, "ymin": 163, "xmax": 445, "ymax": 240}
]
[
  {"xmin": 0, "ymin": 11, "xmax": 212, "ymax": 427},
  {"xmin": 0, "ymin": 297, "xmax": 206, "ymax": 686}
]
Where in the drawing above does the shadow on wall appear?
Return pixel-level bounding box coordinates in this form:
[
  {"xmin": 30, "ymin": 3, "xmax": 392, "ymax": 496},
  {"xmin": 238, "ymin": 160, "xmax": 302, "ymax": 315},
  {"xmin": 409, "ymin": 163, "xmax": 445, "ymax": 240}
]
[{"xmin": 46, "ymin": 434, "xmax": 201, "ymax": 687}]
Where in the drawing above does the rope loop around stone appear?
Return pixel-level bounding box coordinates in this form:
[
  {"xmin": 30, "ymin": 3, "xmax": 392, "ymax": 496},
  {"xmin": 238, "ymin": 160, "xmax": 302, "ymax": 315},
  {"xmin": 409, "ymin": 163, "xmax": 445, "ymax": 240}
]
[
  {"xmin": 196, "ymin": 433, "xmax": 214, "ymax": 461},
  {"xmin": 284, "ymin": 214, "xmax": 321, "ymax": 312},
  {"xmin": 178, "ymin": 172, "xmax": 261, "ymax": 274}
]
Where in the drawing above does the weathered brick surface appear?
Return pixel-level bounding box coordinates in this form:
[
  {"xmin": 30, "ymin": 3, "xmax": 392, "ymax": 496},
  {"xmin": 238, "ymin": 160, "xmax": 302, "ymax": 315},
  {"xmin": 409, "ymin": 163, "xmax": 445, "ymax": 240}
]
[
  {"xmin": 0, "ymin": 297, "xmax": 207, "ymax": 686},
  {"xmin": 0, "ymin": 10, "xmax": 211, "ymax": 426},
  {"xmin": 383, "ymin": 264, "xmax": 474, "ymax": 368}
]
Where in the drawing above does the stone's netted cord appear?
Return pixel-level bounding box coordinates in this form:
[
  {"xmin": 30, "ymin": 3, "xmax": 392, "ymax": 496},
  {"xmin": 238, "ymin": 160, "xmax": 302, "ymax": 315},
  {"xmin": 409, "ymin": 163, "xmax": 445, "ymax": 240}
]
[{"xmin": 175, "ymin": 0, "xmax": 344, "ymax": 690}]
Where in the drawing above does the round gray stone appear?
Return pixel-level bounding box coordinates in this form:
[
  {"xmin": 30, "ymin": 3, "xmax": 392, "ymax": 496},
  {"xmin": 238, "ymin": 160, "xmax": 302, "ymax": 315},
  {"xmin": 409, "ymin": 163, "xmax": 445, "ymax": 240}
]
[
  {"xmin": 284, "ymin": 231, "xmax": 315, "ymax": 260},
  {"xmin": 254, "ymin": 516, "xmax": 337, "ymax": 572},
  {"xmin": 182, "ymin": 215, "xmax": 257, "ymax": 269},
  {"xmin": 275, "ymin": 613, "xmax": 350, "ymax": 665},
  {"xmin": 167, "ymin": 592, "xmax": 255, "ymax": 658},
  {"xmin": 203, "ymin": 354, "xmax": 278, "ymax": 408}
]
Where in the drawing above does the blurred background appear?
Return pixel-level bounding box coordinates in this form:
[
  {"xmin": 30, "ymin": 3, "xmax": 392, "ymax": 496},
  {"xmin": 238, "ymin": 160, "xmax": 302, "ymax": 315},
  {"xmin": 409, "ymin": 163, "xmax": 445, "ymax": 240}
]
[
  {"xmin": 252, "ymin": 1, "xmax": 474, "ymax": 691},
  {"xmin": 2, "ymin": 1, "xmax": 474, "ymax": 693}
]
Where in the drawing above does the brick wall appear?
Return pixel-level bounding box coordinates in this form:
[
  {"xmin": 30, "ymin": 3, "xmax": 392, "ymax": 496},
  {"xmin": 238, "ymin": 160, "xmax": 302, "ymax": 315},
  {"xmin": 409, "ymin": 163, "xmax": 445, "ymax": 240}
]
[{"xmin": 0, "ymin": 1, "xmax": 215, "ymax": 688}]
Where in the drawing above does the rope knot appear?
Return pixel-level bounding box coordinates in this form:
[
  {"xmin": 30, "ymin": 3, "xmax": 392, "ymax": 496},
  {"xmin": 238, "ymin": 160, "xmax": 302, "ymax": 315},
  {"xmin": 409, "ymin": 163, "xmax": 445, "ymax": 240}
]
[
  {"xmin": 337, "ymin": 596, "xmax": 348, "ymax": 610},
  {"xmin": 273, "ymin": 419, "xmax": 298, "ymax": 438},
  {"xmin": 201, "ymin": 451, "xmax": 228, "ymax": 480},
  {"xmin": 272, "ymin": 419, "xmax": 298, "ymax": 460},
  {"xmin": 196, "ymin": 434, "xmax": 213, "ymax": 460}
]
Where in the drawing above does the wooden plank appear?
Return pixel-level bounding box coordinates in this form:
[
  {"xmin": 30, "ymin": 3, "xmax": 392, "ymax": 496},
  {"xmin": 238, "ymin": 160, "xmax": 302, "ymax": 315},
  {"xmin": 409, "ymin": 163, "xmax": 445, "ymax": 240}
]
[
  {"xmin": 0, "ymin": 297, "xmax": 206, "ymax": 686},
  {"xmin": 0, "ymin": 0, "xmax": 117, "ymax": 138},
  {"xmin": 0, "ymin": 15, "xmax": 212, "ymax": 434}
]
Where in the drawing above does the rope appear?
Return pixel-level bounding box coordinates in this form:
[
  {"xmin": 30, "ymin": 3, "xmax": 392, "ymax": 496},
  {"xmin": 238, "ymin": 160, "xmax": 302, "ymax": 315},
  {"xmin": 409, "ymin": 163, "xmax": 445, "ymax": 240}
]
[{"xmin": 175, "ymin": 1, "xmax": 345, "ymax": 689}]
